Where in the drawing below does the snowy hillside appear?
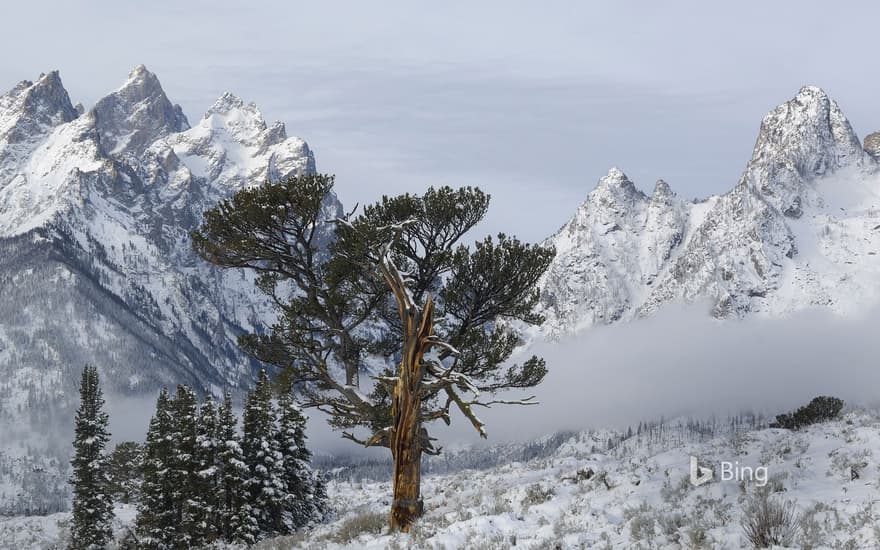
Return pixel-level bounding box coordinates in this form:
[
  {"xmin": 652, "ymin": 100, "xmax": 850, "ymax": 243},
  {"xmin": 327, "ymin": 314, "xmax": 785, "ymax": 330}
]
[
  {"xmin": 538, "ymin": 86, "xmax": 880, "ymax": 337},
  {"xmin": 7, "ymin": 409, "xmax": 880, "ymax": 549}
]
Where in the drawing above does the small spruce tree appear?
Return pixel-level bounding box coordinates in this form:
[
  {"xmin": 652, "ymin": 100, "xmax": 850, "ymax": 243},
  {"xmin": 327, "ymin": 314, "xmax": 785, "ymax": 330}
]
[
  {"xmin": 169, "ymin": 385, "xmax": 200, "ymax": 548},
  {"xmin": 107, "ymin": 441, "xmax": 143, "ymax": 504},
  {"xmin": 69, "ymin": 365, "xmax": 114, "ymax": 550},
  {"xmin": 193, "ymin": 396, "xmax": 220, "ymax": 544},
  {"xmin": 136, "ymin": 389, "xmax": 176, "ymax": 548},
  {"xmin": 276, "ymin": 384, "xmax": 323, "ymax": 531},
  {"xmin": 215, "ymin": 391, "xmax": 258, "ymax": 544},
  {"xmin": 242, "ymin": 370, "xmax": 286, "ymax": 537}
]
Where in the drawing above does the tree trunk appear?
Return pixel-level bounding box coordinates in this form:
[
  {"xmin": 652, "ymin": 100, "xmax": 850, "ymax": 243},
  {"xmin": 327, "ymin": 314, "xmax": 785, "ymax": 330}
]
[
  {"xmin": 389, "ymin": 376, "xmax": 423, "ymax": 531},
  {"xmin": 388, "ymin": 297, "xmax": 434, "ymax": 532}
]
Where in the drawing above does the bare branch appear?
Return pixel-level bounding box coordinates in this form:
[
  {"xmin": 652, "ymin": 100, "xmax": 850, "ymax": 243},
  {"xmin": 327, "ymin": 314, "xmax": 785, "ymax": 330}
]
[
  {"xmin": 472, "ymin": 396, "xmax": 539, "ymax": 407},
  {"xmin": 423, "ymin": 335, "xmax": 461, "ymax": 356}
]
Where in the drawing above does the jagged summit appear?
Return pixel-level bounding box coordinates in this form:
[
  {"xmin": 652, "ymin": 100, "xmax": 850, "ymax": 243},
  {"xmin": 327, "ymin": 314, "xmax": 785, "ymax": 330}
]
[
  {"xmin": 207, "ymin": 91, "xmax": 248, "ymax": 115},
  {"xmin": 0, "ymin": 70, "xmax": 77, "ymax": 144},
  {"xmin": 741, "ymin": 85, "xmax": 866, "ymax": 218},
  {"xmin": 590, "ymin": 167, "xmax": 646, "ymax": 213},
  {"xmin": 596, "ymin": 167, "xmax": 637, "ymax": 190},
  {"xmin": 91, "ymin": 64, "xmax": 189, "ymax": 157},
  {"xmin": 651, "ymin": 179, "xmax": 674, "ymax": 202},
  {"xmin": 199, "ymin": 90, "xmax": 294, "ymax": 155}
]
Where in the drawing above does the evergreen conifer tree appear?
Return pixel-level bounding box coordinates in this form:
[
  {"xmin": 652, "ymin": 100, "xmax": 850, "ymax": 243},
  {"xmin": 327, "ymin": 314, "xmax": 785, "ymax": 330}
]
[
  {"xmin": 215, "ymin": 391, "xmax": 257, "ymax": 543},
  {"xmin": 242, "ymin": 370, "xmax": 285, "ymax": 536},
  {"xmin": 193, "ymin": 175, "xmax": 554, "ymax": 529},
  {"xmin": 169, "ymin": 385, "xmax": 200, "ymax": 548},
  {"xmin": 136, "ymin": 389, "xmax": 176, "ymax": 548},
  {"xmin": 193, "ymin": 396, "xmax": 220, "ymax": 544},
  {"xmin": 107, "ymin": 441, "xmax": 143, "ymax": 504},
  {"xmin": 69, "ymin": 365, "xmax": 114, "ymax": 550},
  {"xmin": 276, "ymin": 385, "xmax": 323, "ymax": 531}
]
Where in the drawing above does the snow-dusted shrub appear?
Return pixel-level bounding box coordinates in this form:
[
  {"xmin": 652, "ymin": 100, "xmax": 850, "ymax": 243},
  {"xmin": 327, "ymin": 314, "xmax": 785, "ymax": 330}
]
[
  {"xmin": 847, "ymin": 501, "xmax": 875, "ymax": 531},
  {"xmin": 460, "ymin": 530, "xmax": 511, "ymax": 550},
  {"xmin": 488, "ymin": 487, "xmax": 512, "ymax": 515},
  {"xmin": 797, "ymin": 507, "xmax": 825, "ymax": 550},
  {"xmin": 741, "ymin": 493, "xmax": 800, "ymax": 548},
  {"xmin": 770, "ymin": 396, "xmax": 844, "ymax": 430},
  {"xmin": 660, "ymin": 475, "xmax": 690, "ymax": 505},
  {"xmin": 827, "ymin": 447, "xmax": 870, "ymax": 481},
  {"xmin": 521, "ymin": 483, "xmax": 555, "ymax": 508},
  {"xmin": 658, "ymin": 511, "xmax": 686, "ymax": 542},
  {"xmin": 693, "ymin": 495, "xmax": 733, "ymax": 528},
  {"xmin": 625, "ymin": 502, "xmax": 656, "ymax": 542},
  {"xmin": 328, "ymin": 510, "xmax": 386, "ymax": 543},
  {"xmin": 686, "ymin": 525, "xmax": 709, "ymax": 548}
]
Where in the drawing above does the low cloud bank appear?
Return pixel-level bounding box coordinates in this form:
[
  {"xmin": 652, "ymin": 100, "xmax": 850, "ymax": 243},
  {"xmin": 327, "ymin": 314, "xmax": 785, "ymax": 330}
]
[
  {"xmin": 467, "ymin": 303, "xmax": 880, "ymax": 445},
  {"xmin": 105, "ymin": 303, "xmax": 880, "ymax": 457},
  {"xmin": 310, "ymin": 303, "xmax": 880, "ymax": 455}
]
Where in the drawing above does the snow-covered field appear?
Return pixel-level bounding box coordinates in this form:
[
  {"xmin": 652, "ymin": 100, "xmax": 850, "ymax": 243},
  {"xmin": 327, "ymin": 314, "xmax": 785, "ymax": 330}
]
[
  {"xmin": 8, "ymin": 409, "xmax": 880, "ymax": 549},
  {"xmin": 289, "ymin": 411, "xmax": 880, "ymax": 549}
]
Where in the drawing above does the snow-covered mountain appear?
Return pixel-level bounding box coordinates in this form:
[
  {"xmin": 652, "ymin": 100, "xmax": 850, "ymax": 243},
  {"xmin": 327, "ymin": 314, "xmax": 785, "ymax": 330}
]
[
  {"xmin": 0, "ymin": 66, "xmax": 341, "ymax": 513},
  {"xmin": 0, "ymin": 65, "xmax": 335, "ymax": 395},
  {"xmin": 538, "ymin": 86, "xmax": 880, "ymax": 337}
]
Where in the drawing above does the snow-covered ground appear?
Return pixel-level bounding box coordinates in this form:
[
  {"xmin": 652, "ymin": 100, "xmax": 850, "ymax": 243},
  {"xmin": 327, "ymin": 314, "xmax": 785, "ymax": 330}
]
[
  {"xmin": 9, "ymin": 409, "xmax": 880, "ymax": 549},
  {"xmin": 288, "ymin": 411, "xmax": 880, "ymax": 549},
  {"xmin": 0, "ymin": 503, "xmax": 135, "ymax": 549}
]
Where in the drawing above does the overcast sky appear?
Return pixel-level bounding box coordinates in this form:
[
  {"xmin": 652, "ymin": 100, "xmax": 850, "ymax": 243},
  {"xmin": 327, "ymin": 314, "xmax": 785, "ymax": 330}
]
[{"xmin": 3, "ymin": 2, "xmax": 880, "ymax": 241}]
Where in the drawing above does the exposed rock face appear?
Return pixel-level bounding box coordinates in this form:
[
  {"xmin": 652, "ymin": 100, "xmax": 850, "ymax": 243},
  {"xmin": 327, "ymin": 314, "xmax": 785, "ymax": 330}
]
[
  {"xmin": 537, "ymin": 86, "xmax": 879, "ymax": 337},
  {"xmin": 739, "ymin": 86, "xmax": 865, "ymax": 219},
  {"xmin": 91, "ymin": 64, "xmax": 190, "ymax": 158},
  {"xmin": 865, "ymin": 132, "xmax": 880, "ymax": 158}
]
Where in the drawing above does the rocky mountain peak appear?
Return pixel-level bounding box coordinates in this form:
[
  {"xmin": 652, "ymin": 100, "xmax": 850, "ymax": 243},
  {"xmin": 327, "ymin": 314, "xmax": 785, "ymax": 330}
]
[
  {"xmin": 200, "ymin": 92, "xmax": 288, "ymax": 151},
  {"xmin": 91, "ymin": 64, "xmax": 189, "ymax": 157},
  {"xmin": 537, "ymin": 84, "xmax": 880, "ymax": 338},
  {"xmin": 0, "ymin": 70, "xmax": 78, "ymax": 144},
  {"xmin": 590, "ymin": 167, "xmax": 646, "ymax": 212},
  {"xmin": 741, "ymin": 85, "xmax": 865, "ymax": 218},
  {"xmin": 651, "ymin": 179, "xmax": 674, "ymax": 203},
  {"xmin": 598, "ymin": 166, "xmax": 631, "ymax": 187},
  {"xmin": 207, "ymin": 91, "xmax": 247, "ymax": 114}
]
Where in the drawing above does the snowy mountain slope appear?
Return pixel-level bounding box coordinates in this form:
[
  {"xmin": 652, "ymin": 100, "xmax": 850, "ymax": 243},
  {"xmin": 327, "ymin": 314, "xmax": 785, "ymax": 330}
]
[
  {"xmin": 538, "ymin": 86, "xmax": 880, "ymax": 336},
  {"xmin": 10, "ymin": 411, "xmax": 880, "ymax": 549},
  {"xmin": 0, "ymin": 66, "xmax": 337, "ymax": 514}
]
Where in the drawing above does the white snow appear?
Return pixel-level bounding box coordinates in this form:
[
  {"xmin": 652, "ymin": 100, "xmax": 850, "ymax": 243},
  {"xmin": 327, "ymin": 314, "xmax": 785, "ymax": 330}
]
[{"xmin": 9, "ymin": 413, "xmax": 880, "ymax": 549}]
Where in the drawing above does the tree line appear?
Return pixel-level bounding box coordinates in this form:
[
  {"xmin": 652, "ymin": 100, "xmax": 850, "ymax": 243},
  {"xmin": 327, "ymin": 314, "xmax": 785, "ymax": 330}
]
[{"xmin": 69, "ymin": 366, "xmax": 326, "ymax": 549}]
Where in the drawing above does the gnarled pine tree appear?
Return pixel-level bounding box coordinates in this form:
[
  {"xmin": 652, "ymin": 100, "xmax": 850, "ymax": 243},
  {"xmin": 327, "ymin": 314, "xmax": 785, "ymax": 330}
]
[{"xmin": 192, "ymin": 174, "xmax": 554, "ymax": 530}]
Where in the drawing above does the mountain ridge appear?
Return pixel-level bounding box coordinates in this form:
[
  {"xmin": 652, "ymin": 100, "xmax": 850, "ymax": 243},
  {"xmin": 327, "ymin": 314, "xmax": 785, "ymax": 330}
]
[{"xmin": 536, "ymin": 85, "xmax": 880, "ymax": 337}]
